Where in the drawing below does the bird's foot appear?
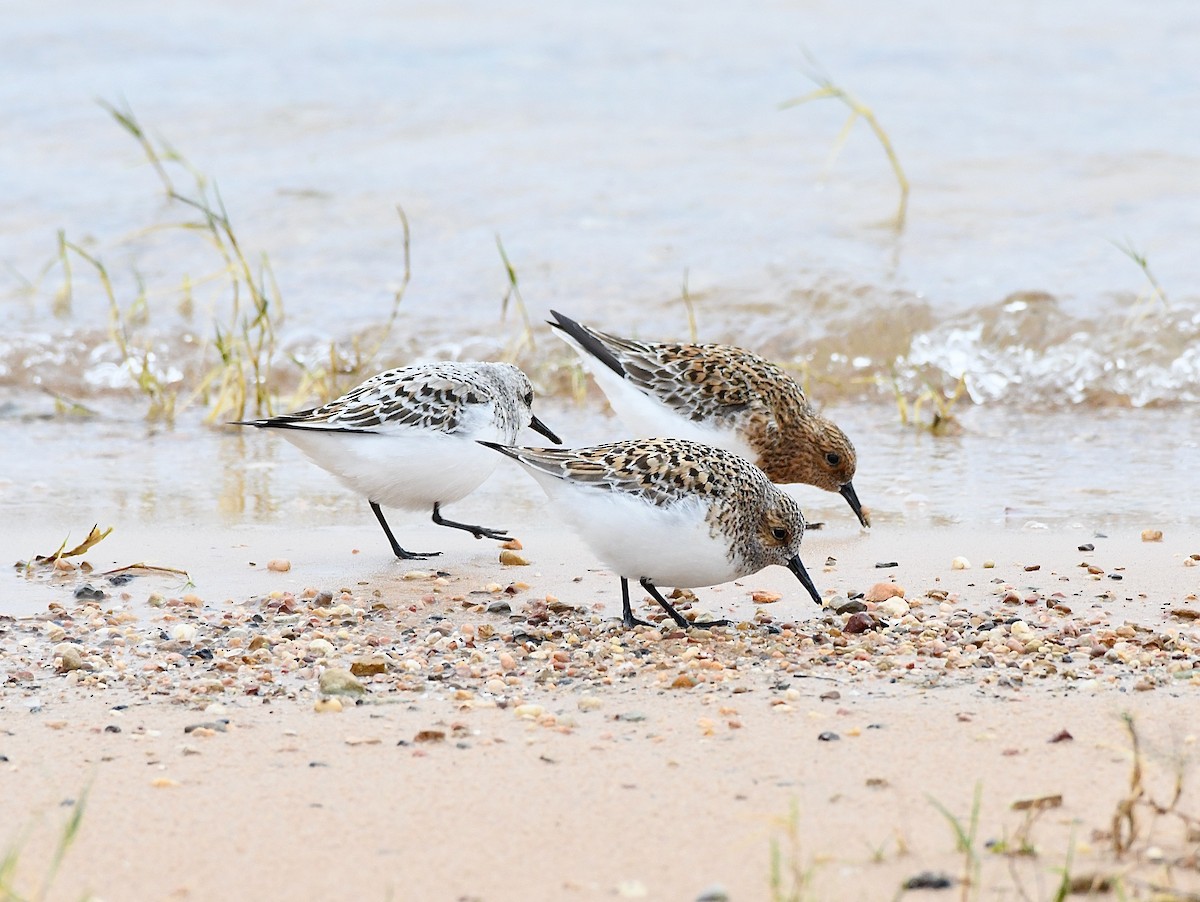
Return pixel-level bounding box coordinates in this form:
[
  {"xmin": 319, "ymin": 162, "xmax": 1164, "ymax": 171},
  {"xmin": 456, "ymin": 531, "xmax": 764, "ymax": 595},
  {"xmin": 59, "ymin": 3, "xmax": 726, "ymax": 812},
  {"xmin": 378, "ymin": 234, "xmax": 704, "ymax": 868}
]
[{"xmin": 394, "ymin": 549, "xmax": 442, "ymax": 561}]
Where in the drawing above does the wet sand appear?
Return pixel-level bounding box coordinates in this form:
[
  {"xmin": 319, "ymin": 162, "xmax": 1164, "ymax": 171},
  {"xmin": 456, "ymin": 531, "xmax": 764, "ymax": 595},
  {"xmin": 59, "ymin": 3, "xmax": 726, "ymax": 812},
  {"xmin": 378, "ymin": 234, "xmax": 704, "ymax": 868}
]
[{"xmin": 3, "ymin": 524, "xmax": 1198, "ymax": 900}]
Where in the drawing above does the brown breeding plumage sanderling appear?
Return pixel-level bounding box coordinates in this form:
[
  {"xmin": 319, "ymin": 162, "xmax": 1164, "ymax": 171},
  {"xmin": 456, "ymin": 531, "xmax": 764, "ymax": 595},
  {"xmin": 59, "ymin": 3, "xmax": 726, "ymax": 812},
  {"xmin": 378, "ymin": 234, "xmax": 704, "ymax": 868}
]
[
  {"xmin": 234, "ymin": 362, "xmax": 561, "ymax": 560},
  {"xmin": 549, "ymin": 310, "xmax": 869, "ymax": 528},
  {"xmin": 481, "ymin": 437, "xmax": 822, "ymax": 629}
]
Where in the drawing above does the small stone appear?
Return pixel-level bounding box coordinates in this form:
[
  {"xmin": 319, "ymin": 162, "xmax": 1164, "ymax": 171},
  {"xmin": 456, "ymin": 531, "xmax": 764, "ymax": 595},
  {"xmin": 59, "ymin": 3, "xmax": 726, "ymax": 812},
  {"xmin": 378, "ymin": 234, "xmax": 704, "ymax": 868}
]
[
  {"xmin": 486, "ymin": 600, "xmax": 511, "ymax": 614},
  {"xmin": 864, "ymin": 582, "xmax": 905, "ymax": 603},
  {"xmin": 501, "ymin": 538, "xmax": 523, "ymax": 550},
  {"xmin": 350, "ymin": 658, "xmax": 388, "ymax": 677},
  {"xmin": 834, "ymin": 598, "xmax": 868, "ymax": 615},
  {"xmin": 751, "ymin": 590, "xmax": 781, "ymax": 604},
  {"xmin": 578, "ymin": 696, "xmax": 603, "ymax": 712},
  {"xmin": 499, "ymin": 550, "xmax": 529, "ymax": 566},
  {"xmin": 170, "ymin": 623, "xmax": 199, "ymax": 644},
  {"xmin": 267, "ymin": 559, "xmax": 291, "ymax": 572},
  {"xmin": 844, "ymin": 612, "xmax": 874, "ymax": 634},
  {"xmin": 817, "ymin": 731, "xmax": 840, "ymax": 742},
  {"xmin": 151, "ymin": 778, "xmax": 181, "ymax": 789},
  {"xmin": 671, "ymin": 674, "xmax": 697, "ymax": 689},
  {"xmin": 982, "ymin": 560, "xmax": 995, "ymax": 569},
  {"xmin": 318, "ymin": 668, "xmax": 365, "ymax": 696},
  {"xmin": 514, "ymin": 704, "xmax": 544, "ymax": 720},
  {"xmin": 313, "ymin": 697, "xmax": 343, "ymax": 713},
  {"xmin": 54, "ymin": 644, "xmax": 84, "ymax": 673},
  {"xmin": 877, "ymin": 597, "xmax": 910, "ymax": 619},
  {"xmin": 1141, "ymin": 529, "xmax": 1163, "ymax": 542},
  {"xmin": 820, "ymin": 690, "xmax": 841, "ymax": 701},
  {"xmin": 874, "ymin": 561, "xmax": 898, "ymax": 569},
  {"xmin": 1078, "ymin": 543, "xmax": 1095, "ymax": 552},
  {"xmin": 73, "ymin": 584, "xmax": 106, "ymax": 601},
  {"xmin": 951, "ymin": 557, "xmax": 970, "ymax": 570},
  {"xmin": 1049, "ymin": 729, "xmax": 1073, "ymax": 743},
  {"xmin": 904, "ymin": 872, "xmax": 954, "ymax": 890},
  {"xmin": 1024, "ymin": 564, "xmax": 1041, "ymax": 572},
  {"xmin": 414, "ymin": 730, "xmax": 445, "ymax": 743},
  {"xmin": 499, "ymin": 652, "xmax": 517, "ymax": 671}
]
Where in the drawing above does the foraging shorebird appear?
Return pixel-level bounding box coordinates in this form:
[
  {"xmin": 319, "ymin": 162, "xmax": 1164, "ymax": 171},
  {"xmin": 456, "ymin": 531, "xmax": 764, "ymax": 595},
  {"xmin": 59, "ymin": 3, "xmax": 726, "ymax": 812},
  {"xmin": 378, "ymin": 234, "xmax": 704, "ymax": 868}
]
[
  {"xmin": 235, "ymin": 362, "xmax": 561, "ymax": 559},
  {"xmin": 482, "ymin": 437, "xmax": 822, "ymax": 628},
  {"xmin": 549, "ymin": 310, "xmax": 869, "ymax": 528}
]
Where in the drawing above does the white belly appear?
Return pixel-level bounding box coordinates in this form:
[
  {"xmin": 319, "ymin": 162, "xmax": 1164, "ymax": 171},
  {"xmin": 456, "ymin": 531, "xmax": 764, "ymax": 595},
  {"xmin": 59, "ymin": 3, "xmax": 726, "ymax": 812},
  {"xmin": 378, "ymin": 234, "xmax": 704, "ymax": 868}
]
[
  {"xmin": 529, "ymin": 473, "xmax": 745, "ymax": 588},
  {"xmin": 278, "ymin": 429, "xmax": 501, "ymax": 510}
]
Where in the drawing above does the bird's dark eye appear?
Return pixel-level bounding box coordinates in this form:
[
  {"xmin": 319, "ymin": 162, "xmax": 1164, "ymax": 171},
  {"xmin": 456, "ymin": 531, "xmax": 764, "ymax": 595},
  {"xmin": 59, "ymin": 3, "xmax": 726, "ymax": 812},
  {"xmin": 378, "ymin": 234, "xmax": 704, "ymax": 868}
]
[
  {"xmin": 523, "ymin": 391, "xmax": 534, "ymax": 406},
  {"xmin": 825, "ymin": 452, "xmax": 840, "ymax": 466},
  {"xmin": 771, "ymin": 526, "xmax": 788, "ymax": 542}
]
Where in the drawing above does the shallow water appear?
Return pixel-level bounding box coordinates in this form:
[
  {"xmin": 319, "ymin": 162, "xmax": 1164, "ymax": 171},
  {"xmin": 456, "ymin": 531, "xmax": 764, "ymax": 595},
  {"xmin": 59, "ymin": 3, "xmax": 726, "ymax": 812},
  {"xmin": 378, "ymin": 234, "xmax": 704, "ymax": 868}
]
[
  {"xmin": 3, "ymin": 401, "xmax": 1195, "ymax": 533},
  {"xmin": 2, "ymin": 0, "xmax": 1198, "ymax": 579}
]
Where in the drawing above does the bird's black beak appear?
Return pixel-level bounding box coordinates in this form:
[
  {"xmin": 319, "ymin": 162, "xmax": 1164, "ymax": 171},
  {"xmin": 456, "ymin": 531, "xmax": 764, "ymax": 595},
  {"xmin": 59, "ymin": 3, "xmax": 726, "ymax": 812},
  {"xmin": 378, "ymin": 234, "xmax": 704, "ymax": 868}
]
[
  {"xmin": 528, "ymin": 414, "xmax": 563, "ymax": 445},
  {"xmin": 787, "ymin": 555, "xmax": 822, "ymax": 607},
  {"xmin": 839, "ymin": 481, "xmax": 870, "ymax": 528}
]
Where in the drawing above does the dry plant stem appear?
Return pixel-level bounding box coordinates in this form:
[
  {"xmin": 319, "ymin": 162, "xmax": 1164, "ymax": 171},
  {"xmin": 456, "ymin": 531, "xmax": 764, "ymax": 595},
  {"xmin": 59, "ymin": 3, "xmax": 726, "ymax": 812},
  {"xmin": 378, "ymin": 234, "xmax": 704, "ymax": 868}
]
[
  {"xmin": 1112, "ymin": 237, "xmax": 1170, "ymax": 311},
  {"xmin": 781, "ymin": 54, "xmax": 909, "ymax": 230},
  {"xmin": 102, "ymin": 99, "xmax": 281, "ymax": 422},
  {"xmin": 769, "ymin": 799, "xmax": 809, "ymax": 902},
  {"xmin": 56, "ymin": 237, "xmax": 176, "ymax": 420},
  {"xmin": 292, "ymin": 204, "xmax": 413, "ymax": 404},
  {"xmin": 496, "ymin": 235, "xmax": 536, "ymax": 360},
  {"xmin": 679, "ymin": 268, "xmax": 699, "ymax": 343},
  {"xmin": 928, "ymin": 782, "xmax": 983, "ymax": 902}
]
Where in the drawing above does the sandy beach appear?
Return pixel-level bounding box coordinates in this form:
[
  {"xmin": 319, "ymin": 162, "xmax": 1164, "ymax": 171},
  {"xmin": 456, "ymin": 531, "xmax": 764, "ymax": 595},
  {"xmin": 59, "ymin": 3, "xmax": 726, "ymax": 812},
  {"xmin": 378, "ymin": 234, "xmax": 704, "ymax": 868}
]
[{"xmin": 3, "ymin": 520, "xmax": 1198, "ymax": 900}]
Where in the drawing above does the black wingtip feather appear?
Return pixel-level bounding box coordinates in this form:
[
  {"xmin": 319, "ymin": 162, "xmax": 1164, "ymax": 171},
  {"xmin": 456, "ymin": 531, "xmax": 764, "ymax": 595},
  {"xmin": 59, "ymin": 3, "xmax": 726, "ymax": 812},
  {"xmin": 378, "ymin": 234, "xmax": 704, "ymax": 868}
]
[
  {"xmin": 478, "ymin": 440, "xmax": 519, "ymax": 460},
  {"xmin": 548, "ymin": 310, "xmax": 627, "ymax": 379}
]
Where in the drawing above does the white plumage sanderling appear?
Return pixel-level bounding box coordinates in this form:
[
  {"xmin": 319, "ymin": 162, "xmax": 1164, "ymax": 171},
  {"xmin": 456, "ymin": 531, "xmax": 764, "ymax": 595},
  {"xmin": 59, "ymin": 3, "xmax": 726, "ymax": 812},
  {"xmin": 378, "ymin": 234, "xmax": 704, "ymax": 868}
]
[
  {"xmin": 548, "ymin": 310, "xmax": 869, "ymax": 528},
  {"xmin": 234, "ymin": 362, "xmax": 561, "ymax": 560},
  {"xmin": 480, "ymin": 437, "xmax": 822, "ymax": 629}
]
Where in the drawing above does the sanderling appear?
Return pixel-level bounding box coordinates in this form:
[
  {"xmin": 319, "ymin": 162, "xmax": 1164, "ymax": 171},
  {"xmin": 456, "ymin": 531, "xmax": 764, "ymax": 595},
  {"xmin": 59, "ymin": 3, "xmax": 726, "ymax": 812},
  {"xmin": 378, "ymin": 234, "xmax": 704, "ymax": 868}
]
[
  {"xmin": 481, "ymin": 437, "xmax": 822, "ymax": 629},
  {"xmin": 234, "ymin": 362, "xmax": 561, "ymax": 559},
  {"xmin": 549, "ymin": 310, "xmax": 869, "ymax": 528}
]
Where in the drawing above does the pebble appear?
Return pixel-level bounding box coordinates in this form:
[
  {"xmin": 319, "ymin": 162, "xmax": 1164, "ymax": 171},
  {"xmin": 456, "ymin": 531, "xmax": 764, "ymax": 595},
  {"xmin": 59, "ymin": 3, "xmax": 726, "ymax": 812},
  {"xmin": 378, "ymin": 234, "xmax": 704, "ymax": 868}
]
[
  {"xmin": 350, "ymin": 658, "xmax": 388, "ymax": 677},
  {"xmin": 834, "ymin": 598, "xmax": 868, "ymax": 615},
  {"xmin": 313, "ymin": 698, "xmax": 343, "ymax": 713},
  {"xmin": 904, "ymin": 872, "xmax": 954, "ymax": 890},
  {"xmin": 844, "ymin": 612, "xmax": 874, "ymax": 634},
  {"xmin": 877, "ymin": 597, "xmax": 910, "ymax": 619},
  {"xmin": 817, "ymin": 731, "xmax": 840, "ymax": 742},
  {"xmin": 267, "ymin": 559, "xmax": 291, "ymax": 572},
  {"xmin": 53, "ymin": 643, "xmax": 84, "ymax": 673},
  {"xmin": 951, "ymin": 557, "xmax": 971, "ymax": 570},
  {"xmin": 499, "ymin": 550, "xmax": 530, "ymax": 566},
  {"xmin": 864, "ymin": 583, "xmax": 905, "ymax": 603},
  {"xmin": 1141, "ymin": 529, "xmax": 1163, "ymax": 542},
  {"xmin": 318, "ymin": 668, "xmax": 365, "ymax": 696}
]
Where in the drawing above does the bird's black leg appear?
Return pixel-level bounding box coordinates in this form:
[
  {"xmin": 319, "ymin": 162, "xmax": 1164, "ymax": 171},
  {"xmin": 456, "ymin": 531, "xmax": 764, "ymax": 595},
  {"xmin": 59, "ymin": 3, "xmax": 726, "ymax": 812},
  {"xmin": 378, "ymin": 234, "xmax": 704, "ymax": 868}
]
[
  {"xmin": 640, "ymin": 578, "xmax": 730, "ymax": 629},
  {"xmin": 430, "ymin": 502, "xmax": 513, "ymax": 541},
  {"xmin": 370, "ymin": 502, "xmax": 440, "ymax": 560},
  {"xmin": 621, "ymin": 577, "xmax": 654, "ymax": 629}
]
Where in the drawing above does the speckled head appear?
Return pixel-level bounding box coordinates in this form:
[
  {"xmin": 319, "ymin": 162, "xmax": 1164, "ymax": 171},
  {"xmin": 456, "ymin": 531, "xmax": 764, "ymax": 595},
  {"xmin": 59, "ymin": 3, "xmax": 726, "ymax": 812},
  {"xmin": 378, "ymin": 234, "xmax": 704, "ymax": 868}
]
[
  {"xmin": 480, "ymin": 363, "xmax": 561, "ymax": 444},
  {"xmin": 737, "ymin": 481, "xmax": 821, "ymax": 605}
]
